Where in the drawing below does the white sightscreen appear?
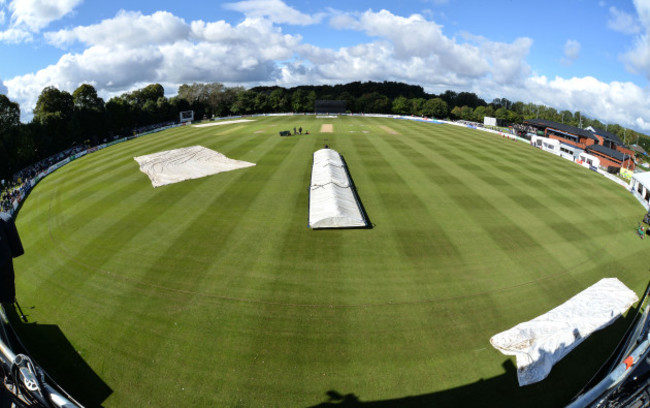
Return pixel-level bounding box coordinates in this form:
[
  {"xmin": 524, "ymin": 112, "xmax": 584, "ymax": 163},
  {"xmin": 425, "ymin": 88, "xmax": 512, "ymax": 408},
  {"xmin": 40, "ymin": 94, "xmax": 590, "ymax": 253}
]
[{"xmin": 309, "ymin": 148, "xmax": 367, "ymax": 229}]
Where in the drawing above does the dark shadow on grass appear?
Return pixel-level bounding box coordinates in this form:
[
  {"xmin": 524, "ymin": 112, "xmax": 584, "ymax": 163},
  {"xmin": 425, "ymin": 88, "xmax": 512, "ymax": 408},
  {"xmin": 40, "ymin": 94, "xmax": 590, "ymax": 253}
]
[
  {"xmin": 339, "ymin": 153, "xmax": 373, "ymax": 229},
  {"xmin": 308, "ymin": 303, "xmax": 637, "ymax": 408},
  {"xmin": 5, "ymin": 304, "xmax": 112, "ymax": 407}
]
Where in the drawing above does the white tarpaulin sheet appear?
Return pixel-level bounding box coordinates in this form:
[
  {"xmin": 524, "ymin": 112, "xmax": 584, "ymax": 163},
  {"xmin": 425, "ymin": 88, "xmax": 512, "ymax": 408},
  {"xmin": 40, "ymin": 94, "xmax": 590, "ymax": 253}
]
[
  {"xmin": 309, "ymin": 148, "xmax": 367, "ymax": 229},
  {"xmin": 134, "ymin": 145, "xmax": 255, "ymax": 187},
  {"xmin": 490, "ymin": 278, "xmax": 638, "ymax": 386}
]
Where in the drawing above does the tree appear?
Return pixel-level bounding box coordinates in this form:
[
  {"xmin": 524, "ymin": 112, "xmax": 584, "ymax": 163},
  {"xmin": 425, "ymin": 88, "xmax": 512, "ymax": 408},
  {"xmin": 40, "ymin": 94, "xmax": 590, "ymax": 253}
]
[
  {"xmin": 450, "ymin": 106, "xmax": 462, "ymax": 120},
  {"xmin": 305, "ymin": 90, "xmax": 317, "ymax": 112},
  {"xmin": 105, "ymin": 97, "xmax": 132, "ymax": 136},
  {"xmin": 177, "ymin": 82, "xmax": 230, "ymax": 117},
  {"xmin": 33, "ymin": 86, "xmax": 73, "ymax": 124},
  {"xmin": 410, "ymin": 98, "xmax": 425, "ymax": 116},
  {"xmin": 460, "ymin": 106, "xmax": 474, "ymax": 121},
  {"xmin": 218, "ymin": 87, "xmax": 243, "ymax": 116},
  {"xmin": 231, "ymin": 90, "xmax": 257, "ymax": 114},
  {"xmin": 291, "ymin": 89, "xmax": 307, "ymax": 112},
  {"xmin": 73, "ymin": 84, "xmax": 104, "ymax": 112},
  {"xmin": 254, "ymin": 92, "xmax": 269, "ymax": 113},
  {"xmin": 473, "ymin": 106, "xmax": 486, "ymax": 123},
  {"xmin": 269, "ymin": 88, "xmax": 289, "ymax": 112},
  {"xmin": 33, "ymin": 86, "xmax": 74, "ymax": 154},
  {"xmin": 369, "ymin": 94, "xmax": 390, "ymax": 113},
  {"xmin": 72, "ymin": 84, "xmax": 105, "ymax": 144},
  {"xmin": 456, "ymin": 92, "xmax": 486, "ymax": 109},
  {"xmin": 125, "ymin": 83, "xmax": 165, "ymax": 108},
  {"xmin": 511, "ymin": 101, "xmax": 525, "ymax": 114},
  {"xmin": 141, "ymin": 99, "xmax": 158, "ymax": 124},
  {"xmin": 392, "ymin": 96, "xmax": 410, "ymax": 115},
  {"xmin": 0, "ymin": 94, "xmax": 19, "ymax": 178},
  {"xmin": 422, "ymin": 98, "xmax": 448, "ymax": 119},
  {"xmin": 357, "ymin": 92, "xmax": 388, "ymax": 113},
  {"xmin": 0, "ymin": 94, "xmax": 20, "ymax": 130},
  {"xmin": 506, "ymin": 110, "xmax": 522, "ymax": 124},
  {"xmin": 0, "ymin": 95, "xmax": 20, "ymax": 177},
  {"xmin": 559, "ymin": 110, "xmax": 573, "ymax": 124},
  {"xmin": 494, "ymin": 107, "xmax": 508, "ymax": 121},
  {"xmin": 440, "ymin": 90, "xmax": 458, "ymax": 108}
]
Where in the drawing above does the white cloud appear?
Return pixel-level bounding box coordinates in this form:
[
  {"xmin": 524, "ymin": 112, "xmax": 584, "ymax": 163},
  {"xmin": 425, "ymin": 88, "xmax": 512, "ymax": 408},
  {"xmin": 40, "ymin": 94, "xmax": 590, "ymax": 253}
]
[
  {"xmin": 9, "ymin": 0, "xmax": 83, "ymax": 31},
  {"xmin": 620, "ymin": 1, "xmax": 650, "ymax": 80},
  {"xmin": 562, "ymin": 39, "xmax": 580, "ymax": 65},
  {"xmin": 0, "ymin": 0, "xmax": 83, "ymax": 42},
  {"xmin": 0, "ymin": 26, "xmax": 31, "ymax": 42},
  {"xmin": 4, "ymin": 2, "xmax": 650, "ymax": 133},
  {"xmin": 323, "ymin": 10, "xmax": 531, "ymax": 87},
  {"xmin": 45, "ymin": 10, "xmax": 189, "ymax": 48},
  {"xmin": 523, "ymin": 75, "xmax": 650, "ymax": 131},
  {"xmin": 6, "ymin": 9, "xmax": 304, "ymax": 118},
  {"xmin": 222, "ymin": 0, "xmax": 325, "ymax": 25},
  {"xmin": 607, "ymin": 6, "xmax": 641, "ymax": 34},
  {"xmin": 635, "ymin": 0, "xmax": 650, "ymax": 29},
  {"xmin": 0, "ymin": 79, "xmax": 7, "ymax": 95}
]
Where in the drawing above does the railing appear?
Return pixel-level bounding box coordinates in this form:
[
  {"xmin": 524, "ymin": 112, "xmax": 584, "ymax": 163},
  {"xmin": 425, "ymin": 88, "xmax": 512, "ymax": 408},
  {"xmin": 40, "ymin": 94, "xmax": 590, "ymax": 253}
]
[{"xmin": 0, "ymin": 306, "xmax": 83, "ymax": 407}]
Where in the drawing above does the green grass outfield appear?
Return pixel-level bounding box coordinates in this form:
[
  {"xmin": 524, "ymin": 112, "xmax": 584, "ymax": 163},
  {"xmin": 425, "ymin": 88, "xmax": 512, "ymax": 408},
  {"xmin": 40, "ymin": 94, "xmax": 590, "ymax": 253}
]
[{"xmin": 11, "ymin": 115, "xmax": 650, "ymax": 407}]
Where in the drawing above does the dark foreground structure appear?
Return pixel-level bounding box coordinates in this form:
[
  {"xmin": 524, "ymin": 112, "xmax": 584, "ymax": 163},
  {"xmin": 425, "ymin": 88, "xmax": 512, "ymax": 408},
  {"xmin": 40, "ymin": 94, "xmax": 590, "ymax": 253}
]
[
  {"xmin": 0, "ymin": 213, "xmax": 83, "ymax": 408},
  {"xmin": 568, "ymin": 281, "xmax": 650, "ymax": 407}
]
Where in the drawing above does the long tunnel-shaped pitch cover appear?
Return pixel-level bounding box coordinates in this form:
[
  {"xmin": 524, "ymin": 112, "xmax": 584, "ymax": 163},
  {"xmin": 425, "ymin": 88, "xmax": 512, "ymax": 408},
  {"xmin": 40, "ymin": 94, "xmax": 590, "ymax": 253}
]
[{"xmin": 309, "ymin": 148, "xmax": 367, "ymax": 229}]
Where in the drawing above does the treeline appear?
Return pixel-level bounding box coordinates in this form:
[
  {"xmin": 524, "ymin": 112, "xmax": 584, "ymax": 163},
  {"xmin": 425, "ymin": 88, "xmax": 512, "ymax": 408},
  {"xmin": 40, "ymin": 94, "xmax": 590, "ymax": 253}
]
[
  {"xmin": 0, "ymin": 83, "xmax": 193, "ymax": 181},
  {"xmin": 0, "ymin": 80, "xmax": 648, "ymax": 181}
]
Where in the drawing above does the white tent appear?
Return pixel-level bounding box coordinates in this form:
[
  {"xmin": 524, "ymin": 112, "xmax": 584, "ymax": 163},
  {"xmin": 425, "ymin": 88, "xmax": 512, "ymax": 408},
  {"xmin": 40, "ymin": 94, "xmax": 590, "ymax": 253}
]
[
  {"xmin": 309, "ymin": 148, "xmax": 367, "ymax": 229},
  {"xmin": 490, "ymin": 278, "xmax": 638, "ymax": 386}
]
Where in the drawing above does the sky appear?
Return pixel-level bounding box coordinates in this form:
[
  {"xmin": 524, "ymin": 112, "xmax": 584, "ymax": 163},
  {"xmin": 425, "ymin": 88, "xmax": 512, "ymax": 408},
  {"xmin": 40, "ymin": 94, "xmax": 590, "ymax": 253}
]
[{"xmin": 1, "ymin": 0, "xmax": 650, "ymax": 132}]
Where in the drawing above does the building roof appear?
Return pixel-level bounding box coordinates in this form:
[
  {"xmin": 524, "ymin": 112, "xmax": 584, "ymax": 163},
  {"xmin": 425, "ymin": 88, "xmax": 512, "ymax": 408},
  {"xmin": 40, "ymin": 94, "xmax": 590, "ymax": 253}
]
[
  {"xmin": 586, "ymin": 144, "xmax": 628, "ymax": 162},
  {"xmin": 588, "ymin": 127, "xmax": 624, "ymax": 146},
  {"xmin": 631, "ymin": 144, "xmax": 647, "ymax": 154},
  {"xmin": 633, "ymin": 171, "xmax": 650, "ymax": 186},
  {"xmin": 524, "ymin": 119, "xmax": 598, "ymax": 141}
]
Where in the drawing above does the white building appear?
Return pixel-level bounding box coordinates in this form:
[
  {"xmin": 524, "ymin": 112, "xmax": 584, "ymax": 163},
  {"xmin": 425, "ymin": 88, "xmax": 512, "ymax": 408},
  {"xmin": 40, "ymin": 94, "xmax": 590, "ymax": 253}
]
[
  {"xmin": 630, "ymin": 171, "xmax": 650, "ymax": 210},
  {"xmin": 578, "ymin": 152, "xmax": 600, "ymax": 170}
]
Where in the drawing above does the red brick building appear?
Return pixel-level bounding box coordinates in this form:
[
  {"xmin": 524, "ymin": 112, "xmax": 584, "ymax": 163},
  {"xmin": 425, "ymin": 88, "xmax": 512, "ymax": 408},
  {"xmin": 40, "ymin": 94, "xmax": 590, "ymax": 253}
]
[{"xmin": 524, "ymin": 119, "xmax": 635, "ymax": 171}]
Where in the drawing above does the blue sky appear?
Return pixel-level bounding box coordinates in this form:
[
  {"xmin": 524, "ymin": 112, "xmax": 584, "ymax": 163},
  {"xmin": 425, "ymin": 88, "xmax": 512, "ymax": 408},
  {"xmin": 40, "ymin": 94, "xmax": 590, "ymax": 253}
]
[{"xmin": 1, "ymin": 0, "xmax": 650, "ymax": 132}]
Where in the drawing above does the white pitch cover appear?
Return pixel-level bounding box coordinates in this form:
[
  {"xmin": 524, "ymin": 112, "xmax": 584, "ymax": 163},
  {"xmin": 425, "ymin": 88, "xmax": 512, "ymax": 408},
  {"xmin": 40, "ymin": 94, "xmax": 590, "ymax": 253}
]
[
  {"xmin": 309, "ymin": 148, "xmax": 367, "ymax": 229},
  {"xmin": 490, "ymin": 278, "xmax": 638, "ymax": 386},
  {"xmin": 134, "ymin": 145, "xmax": 255, "ymax": 187}
]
